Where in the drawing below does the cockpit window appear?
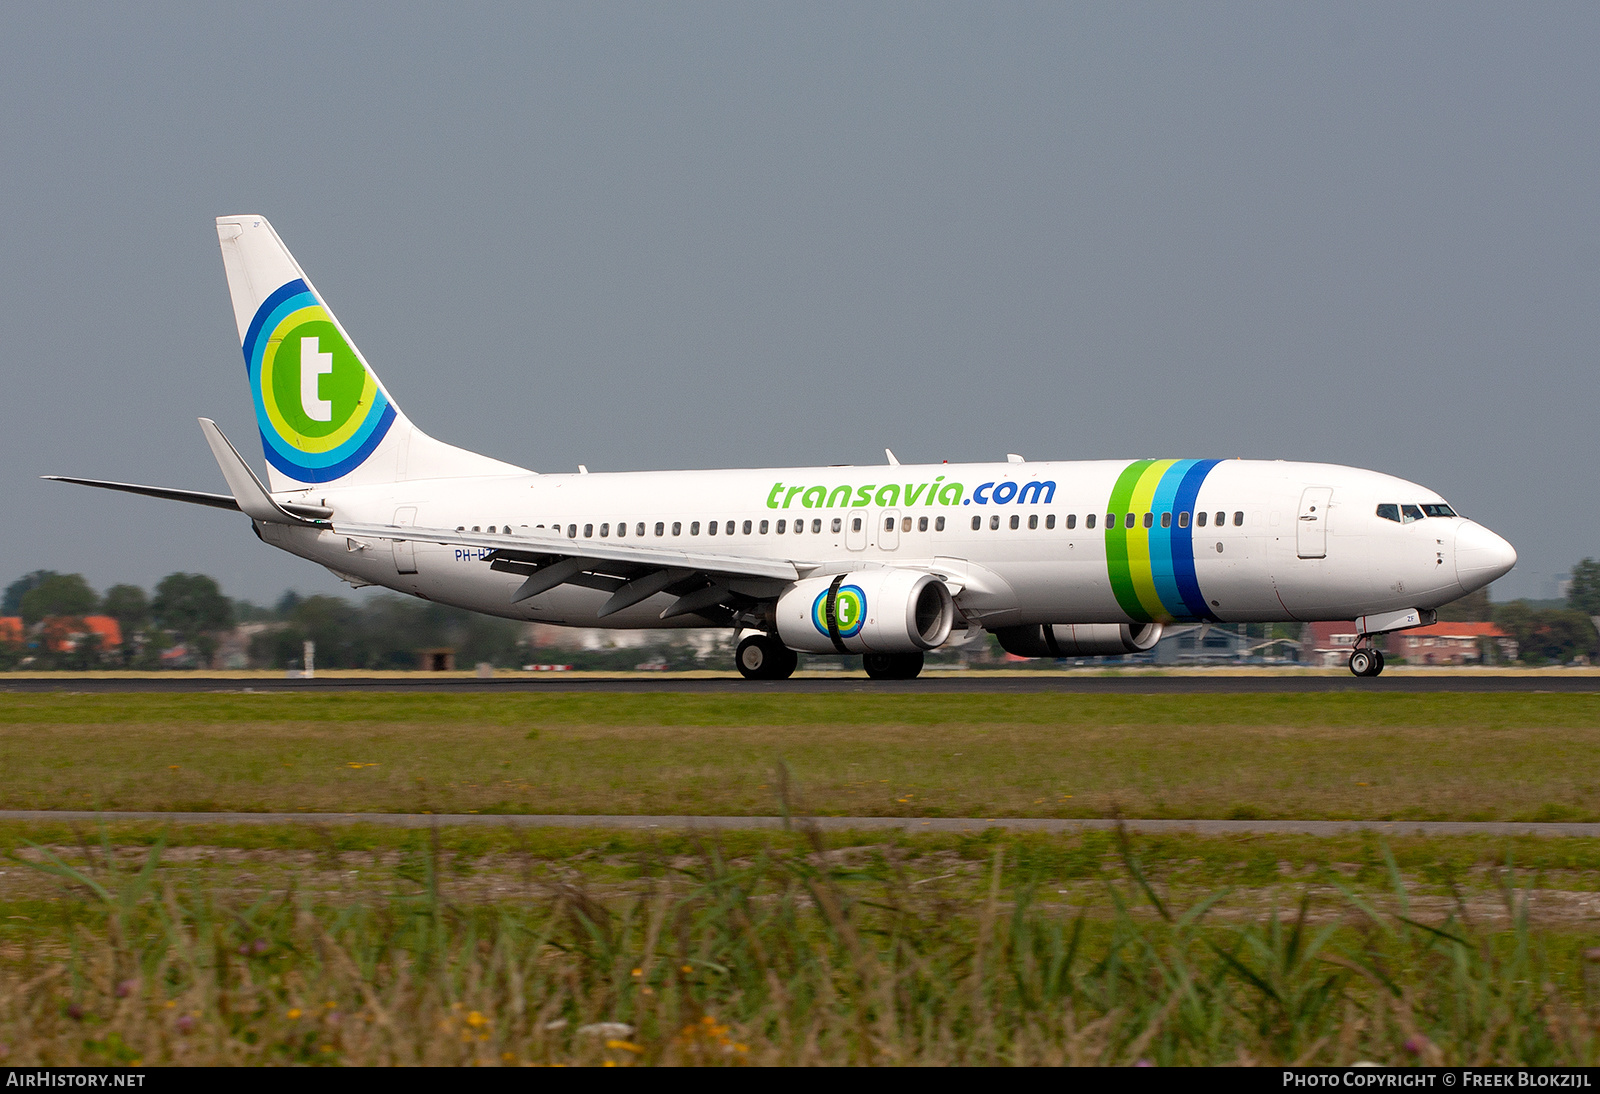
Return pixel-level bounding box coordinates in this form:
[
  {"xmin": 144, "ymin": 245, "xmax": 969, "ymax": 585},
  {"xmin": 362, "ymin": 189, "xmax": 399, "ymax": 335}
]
[
  {"xmin": 1421, "ymin": 503, "xmax": 1457, "ymax": 518},
  {"xmin": 1376, "ymin": 504, "xmax": 1400, "ymax": 523},
  {"xmin": 1401, "ymin": 504, "xmax": 1425, "ymax": 524}
]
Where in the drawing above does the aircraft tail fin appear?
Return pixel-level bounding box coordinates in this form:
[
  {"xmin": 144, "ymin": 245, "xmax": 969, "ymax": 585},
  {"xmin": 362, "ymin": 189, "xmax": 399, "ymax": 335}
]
[{"xmin": 214, "ymin": 216, "xmax": 528, "ymax": 492}]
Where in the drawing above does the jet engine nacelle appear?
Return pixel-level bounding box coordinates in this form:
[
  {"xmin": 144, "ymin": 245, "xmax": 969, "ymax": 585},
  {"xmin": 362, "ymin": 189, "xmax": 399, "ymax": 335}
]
[
  {"xmin": 776, "ymin": 570, "xmax": 956, "ymax": 654},
  {"xmin": 993, "ymin": 622, "xmax": 1165, "ymax": 658}
]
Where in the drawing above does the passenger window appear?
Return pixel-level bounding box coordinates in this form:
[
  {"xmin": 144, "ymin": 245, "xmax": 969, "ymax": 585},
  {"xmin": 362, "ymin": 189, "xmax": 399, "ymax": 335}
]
[
  {"xmin": 935, "ymin": 516, "xmax": 945, "ymax": 531},
  {"xmin": 759, "ymin": 520, "xmax": 768, "ymax": 534},
  {"xmin": 832, "ymin": 518, "xmax": 843, "ymax": 533},
  {"xmin": 1143, "ymin": 513, "xmax": 1153, "ymax": 529},
  {"xmin": 742, "ymin": 520, "xmax": 752, "ymax": 534},
  {"xmin": 1160, "ymin": 512, "xmax": 1171, "ymax": 529},
  {"xmin": 1064, "ymin": 514, "xmax": 1074, "ymax": 529},
  {"xmin": 1177, "ymin": 512, "xmax": 1189, "ymax": 528},
  {"xmin": 902, "ymin": 517, "xmax": 912, "ymax": 533},
  {"xmin": 851, "ymin": 517, "xmax": 862, "ymax": 532},
  {"xmin": 1086, "ymin": 514, "xmax": 1095, "ymax": 529},
  {"xmin": 811, "ymin": 519, "xmax": 821, "ymax": 533},
  {"xmin": 656, "ymin": 522, "xmax": 665, "ymax": 536},
  {"xmin": 1232, "ymin": 512, "xmax": 1244, "ymax": 527},
  {"xmin": 616, "ymin": 523, "xmax": 625, "ymax": 537},
  {"xmin": 990, "ymin": 515, "xmax": 1000, "ymax": 530},
  {"xmin": 971, "ymin": 516, "xmax": 982, "ymax": 531},
  {"xmin": 1010, "ymin": 515, "xmax": 1020, "ymax": 530},
  {"xmin": 486, "ymin": 525, "xmax": 496, "ymax": 534},
  {"xmin": 583, "ymin": 524, "xmax": 594, "ymax": 537},
  {"xmin": 1196, "ymin": 511, "xmax": 1207, "ymax": 527},
  {"xmin": 599, "ymin": 523, "xmax": 609, "ymax": 537},
  {"xmin": 725, "ymin": 521, "xmax": 735, "ymax": 535},
  {"xmin": 1422, "ymin": 503, "xmax": 1456, "ymax": 518},
  {"xmin": 1376, "ymin": 504, "xmax": 1400, "ymax": 523},
  {"xmin": 671, "ymin": 522, "xmax": 681, "ymax": 536},
  {"xmin": 776, "ymin": 519, "xmax": 786, "ymax": 534},
  {"xmin": 472, "ymin": 526, "xmax": 481, "ymax": 532},
  {"xmin": 708, "ymin": 521, "xmax": 718, "ymax": 535},
  {"xmin": 1401, "ymin": 504, "xmax": 1425, "ymax": 524},
  {"xmin": 1215, "ymin": 512, "xmax": 1225, "ymax": 527},
  {"xmin": 567, "ymin": 524, "xmax": 577, "ymax": 538},
  {"xmin": 690, "ymin": 521, "xmax": 700, "ymax": 535},
  {"xmin": 636, "ymin": 523, "xmax": 645, "ymax": 537},
  {"xmin": 1028, "ymin": 514, "xmax": 1038, "ymax": 530},
  {"xmin": 918, "ymin": 516, "xmax": 928, "ymax": 532}
]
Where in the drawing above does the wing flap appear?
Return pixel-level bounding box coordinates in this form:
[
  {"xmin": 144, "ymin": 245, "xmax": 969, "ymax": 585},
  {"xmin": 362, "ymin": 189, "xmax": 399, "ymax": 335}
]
[{"xmin": 333, "ymin": 521, "xmax": 802, "ymax": 581}]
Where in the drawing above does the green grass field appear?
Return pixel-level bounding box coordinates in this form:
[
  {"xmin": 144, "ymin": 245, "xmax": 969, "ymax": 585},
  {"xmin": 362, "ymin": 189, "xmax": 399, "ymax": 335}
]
[
  {"xmin": 2, "ymin": 691, "xmax": 1600, "ymax": 1064},
  {"xmin": 2, "ymin": 822, "xmax": 1599, "ymax": 1065},
  {"xmin": 1, "ymin": 692, "xmax": 1598, "ymax": 820}
]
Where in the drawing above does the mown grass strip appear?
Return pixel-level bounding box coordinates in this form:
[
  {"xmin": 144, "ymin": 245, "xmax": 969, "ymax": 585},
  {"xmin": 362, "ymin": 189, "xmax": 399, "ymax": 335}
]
[{"xmin": 2, "ymin": 691, "xmax": 1600, "ymax": 728}]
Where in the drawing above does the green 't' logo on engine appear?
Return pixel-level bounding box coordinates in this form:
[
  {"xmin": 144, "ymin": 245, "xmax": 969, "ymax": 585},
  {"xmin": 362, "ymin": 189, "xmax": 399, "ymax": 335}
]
[{"xmin": 813, "ymin": 585, "xmax": 866, "ymax": 639}]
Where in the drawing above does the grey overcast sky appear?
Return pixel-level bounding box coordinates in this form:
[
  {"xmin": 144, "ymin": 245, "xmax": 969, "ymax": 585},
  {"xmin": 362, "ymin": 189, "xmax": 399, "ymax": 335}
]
[{"xmin": 1, "ymin": 2, "xmax": 1594, "ymax": 604}]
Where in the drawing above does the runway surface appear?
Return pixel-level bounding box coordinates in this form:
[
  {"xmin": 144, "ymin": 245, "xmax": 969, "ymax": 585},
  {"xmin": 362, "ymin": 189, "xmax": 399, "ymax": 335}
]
[
  {"xmin": 5, "ymin": 674, "xmax": 1600, "ymax": 694},
  {"xmin": 4, "ymin": 810, "xmax": 1598, "ymax": 838}
]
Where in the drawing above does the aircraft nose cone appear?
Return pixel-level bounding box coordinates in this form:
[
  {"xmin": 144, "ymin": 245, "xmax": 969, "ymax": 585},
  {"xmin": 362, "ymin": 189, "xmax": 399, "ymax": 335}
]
[{"xmin": 1455, "ymin": 521, "xmax": 1517, "ymax": 592}]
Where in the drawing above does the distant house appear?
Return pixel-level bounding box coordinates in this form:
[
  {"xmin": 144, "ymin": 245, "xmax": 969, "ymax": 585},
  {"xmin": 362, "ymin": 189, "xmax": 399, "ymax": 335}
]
[
  {"xmin": 1394, "ymin": 621, "xmax": 1514, "ymax": 665},
  {"xmin": 1302, "ymin": 622, "xmax": 1362, "ymax": 668},
  {"xmin": 0, "ymin": 618, "xmax": 21, "ymax": 645},
  {"xmin": 1151, "ymin": 626, "xmax": 1260, "ymax": 665},
  {"xmin": 42, "ymin": 615, "xmax": 122, "ymax": 653},
  {"xmin": 1302, "ymin": 620, "xmax": 1512, "ymax": 666}
]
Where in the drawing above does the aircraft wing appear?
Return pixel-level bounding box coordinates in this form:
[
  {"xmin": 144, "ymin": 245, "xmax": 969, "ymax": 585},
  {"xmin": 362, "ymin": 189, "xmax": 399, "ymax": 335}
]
[{"xmin": 333, "ymin": 520, "xmax": 805, "ymax": 620}]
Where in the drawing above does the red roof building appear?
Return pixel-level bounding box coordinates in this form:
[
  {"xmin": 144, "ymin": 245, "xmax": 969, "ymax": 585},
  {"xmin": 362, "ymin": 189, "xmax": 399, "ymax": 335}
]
[
  {"xmin": 0, "ymin": 618, "xmax": 22, "ymax": 645},
  {"xmin": 1302, "ymin": 620, "xmax": 1512, "ymax": 667}
]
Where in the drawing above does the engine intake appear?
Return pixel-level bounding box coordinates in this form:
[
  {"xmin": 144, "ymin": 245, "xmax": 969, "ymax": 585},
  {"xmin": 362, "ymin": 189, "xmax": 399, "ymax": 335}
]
[
  {"xmin": 776, "ymin": 571, "xmax": 956, "ymax": 654},
  {"xmin": 994, "ymin": 622, "xmax": 1164, "ymax": 658}
]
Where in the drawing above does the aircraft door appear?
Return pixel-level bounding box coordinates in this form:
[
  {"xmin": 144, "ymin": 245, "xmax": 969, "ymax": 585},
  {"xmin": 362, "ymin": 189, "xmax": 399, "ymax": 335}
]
[
  {"xmin": 1296, "ymin": 488, "xmax": 1332, "ymax": 559},
  {"xmin": 846, "ymin": 513, "xmax": 867, "ymax": 551},
  {"xmin": 879, "ymin": 510, "xmax": 901, "ymax": 551},
  {"xmin": 393, "ymin": 506, "xmax": 418, "ymax": 574}
]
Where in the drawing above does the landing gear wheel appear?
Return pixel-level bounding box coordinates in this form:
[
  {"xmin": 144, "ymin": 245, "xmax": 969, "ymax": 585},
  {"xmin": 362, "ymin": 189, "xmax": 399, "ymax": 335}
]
[
  {"xmin": 1348, "ymin": 649, "xmax": 1375, "ymax": 678},
  {"xmin": 1371, "ymin": 651, "xmax": 1385, "ymax": 677},
  {"xmin": 863, "ymin": 651, "xmax": 925, "ymax": 680},
  {"xmin": 736, "ymin": 635, "xmax": 797, "ymax": 680}
]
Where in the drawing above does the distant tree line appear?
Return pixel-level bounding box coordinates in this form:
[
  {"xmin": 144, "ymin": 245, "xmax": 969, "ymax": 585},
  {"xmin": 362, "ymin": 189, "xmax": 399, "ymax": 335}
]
[
  {"xmin": 1, "ymin": 570, "xmax": 231, "ymax": 669},
  {"xmin": 0, "ymin": 570, "xmax": 534, "ymax": 671},
  {"xmin": 3, "ymin": 560, "xmax": 1600, "ymax": 669}
]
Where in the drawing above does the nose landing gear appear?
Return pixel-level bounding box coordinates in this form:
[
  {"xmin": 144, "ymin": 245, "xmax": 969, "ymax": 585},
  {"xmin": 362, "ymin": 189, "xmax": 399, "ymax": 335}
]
[{"xmin": 1349, "ymin": 646, "xmax": 1386, "ymax": 678}]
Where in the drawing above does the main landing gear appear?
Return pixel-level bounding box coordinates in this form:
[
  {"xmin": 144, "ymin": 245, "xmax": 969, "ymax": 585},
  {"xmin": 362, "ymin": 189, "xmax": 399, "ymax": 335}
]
[
  {"xmin": 863, "ymin": 651, "xmax": 925, "ymax": 680},
  {"xmin": 736, "ymin": 634, "xmax": 798, "ymax": 680},
  {"xmin": 1349, "ymin": 646, "xmax": 1386, "ymax": 678},
  {"xmin": 734, "ymin": 637, "xmax": 926, "ymax": 681}
]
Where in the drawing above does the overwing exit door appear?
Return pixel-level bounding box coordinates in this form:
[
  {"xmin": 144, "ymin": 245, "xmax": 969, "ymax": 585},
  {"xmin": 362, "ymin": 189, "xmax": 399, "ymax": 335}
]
[
  {"xmin": 879, "ymin": 510, "xmax": 900, "ymax": 551},
  {"xmin": 1296, "ymin": 488, "xmax": 1332, "ymax": 559}
]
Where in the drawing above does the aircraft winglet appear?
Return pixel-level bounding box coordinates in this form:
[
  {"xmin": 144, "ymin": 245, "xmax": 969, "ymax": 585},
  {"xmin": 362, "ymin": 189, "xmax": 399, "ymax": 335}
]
[{"xmin": 198, "ymin": 418, "xmax": 327, "ymax": 525}]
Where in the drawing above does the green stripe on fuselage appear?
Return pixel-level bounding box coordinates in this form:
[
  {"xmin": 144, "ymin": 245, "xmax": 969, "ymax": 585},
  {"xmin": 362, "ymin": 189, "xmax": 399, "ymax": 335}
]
[{"xmin": 1105, "ymin": 460, "xmax": 1153, "ymax": 621}]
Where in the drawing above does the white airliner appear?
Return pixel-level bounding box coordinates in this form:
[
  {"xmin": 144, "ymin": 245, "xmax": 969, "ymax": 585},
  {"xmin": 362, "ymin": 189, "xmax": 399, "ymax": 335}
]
[{"xmin": 49, "ymin": 216, "xmax": 1517, "ymax": 679}]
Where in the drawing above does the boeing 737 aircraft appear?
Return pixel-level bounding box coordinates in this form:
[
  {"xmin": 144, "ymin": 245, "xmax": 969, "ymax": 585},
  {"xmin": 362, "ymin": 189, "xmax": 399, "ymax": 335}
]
[{"xmin": 48, "ymin": 216, "xmax": 1517, "ymax": 679}]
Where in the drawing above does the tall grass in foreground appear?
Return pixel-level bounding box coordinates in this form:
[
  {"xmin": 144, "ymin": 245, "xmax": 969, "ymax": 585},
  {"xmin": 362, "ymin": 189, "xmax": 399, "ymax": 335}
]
[{"xmin": 3, "ymin": 830, "xmax": 1597, "ymax": 1066}]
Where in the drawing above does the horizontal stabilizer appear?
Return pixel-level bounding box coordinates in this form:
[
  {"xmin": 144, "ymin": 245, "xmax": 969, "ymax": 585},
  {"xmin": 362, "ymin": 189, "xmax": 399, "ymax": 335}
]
[
  {"xmin": 42, "ymin": 475, "xmax": 332, "ymax": 521},
  {"xmin": 43, "ymin": 476, "xmax": 240, "ymax": 512}
]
